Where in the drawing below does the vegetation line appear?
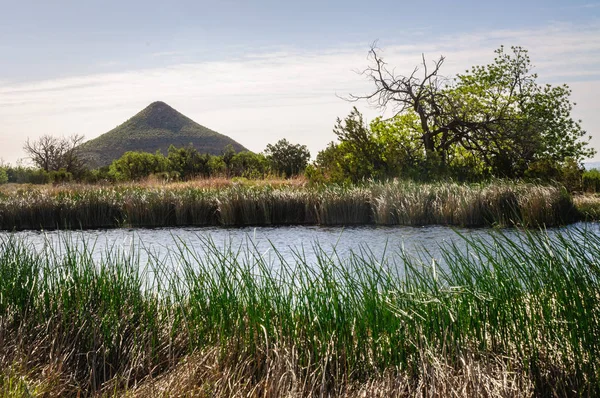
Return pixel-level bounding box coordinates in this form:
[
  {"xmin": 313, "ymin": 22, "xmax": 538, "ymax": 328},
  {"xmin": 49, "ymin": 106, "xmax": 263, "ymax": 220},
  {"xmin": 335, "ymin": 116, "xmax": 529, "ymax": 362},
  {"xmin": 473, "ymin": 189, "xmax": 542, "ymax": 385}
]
[{"xmin": 0, "ymin": 180, "xmax": 578, "ymax": 230}]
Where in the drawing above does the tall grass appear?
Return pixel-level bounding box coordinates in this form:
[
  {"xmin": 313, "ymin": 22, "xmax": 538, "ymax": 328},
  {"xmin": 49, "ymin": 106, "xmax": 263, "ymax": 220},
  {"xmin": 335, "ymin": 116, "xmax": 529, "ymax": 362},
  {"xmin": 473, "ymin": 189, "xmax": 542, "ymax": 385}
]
[
  {"xmin": 0, "ymin": 180, "xmax": 578, "ymax": 230},
  {"xmin": 1, "ymin": 228, "xmax": 599, "ymax": 396}
]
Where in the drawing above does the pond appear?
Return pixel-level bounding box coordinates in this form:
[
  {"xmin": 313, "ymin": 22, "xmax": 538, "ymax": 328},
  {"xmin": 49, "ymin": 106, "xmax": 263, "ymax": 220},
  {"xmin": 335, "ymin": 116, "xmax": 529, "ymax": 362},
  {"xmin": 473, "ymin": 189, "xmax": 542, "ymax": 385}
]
[{"xmin": 2, "ymin": 222, "xmax": 599, "ymax": 268}]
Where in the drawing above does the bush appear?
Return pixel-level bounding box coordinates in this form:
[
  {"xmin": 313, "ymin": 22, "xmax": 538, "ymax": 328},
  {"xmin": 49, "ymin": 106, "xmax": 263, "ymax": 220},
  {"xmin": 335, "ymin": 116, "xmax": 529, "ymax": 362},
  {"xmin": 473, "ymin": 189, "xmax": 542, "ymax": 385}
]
[
  {"xmin": 525, "ymin": 158, "xmax": 583, "ymax": 192},
  {"xmin": 583, "ymin": 169, "xmax": 600, "ymax": 193},
  {"xmin": 49, "ymin": 168, "xmax": 73, "ymax": 184},
  {"xmin": 5, "ymin": 166, "xmax": 51, "ymax": 184},
  {"xmin": 0, "ymin": 168, "xmax": 7, "ymax": 185}
]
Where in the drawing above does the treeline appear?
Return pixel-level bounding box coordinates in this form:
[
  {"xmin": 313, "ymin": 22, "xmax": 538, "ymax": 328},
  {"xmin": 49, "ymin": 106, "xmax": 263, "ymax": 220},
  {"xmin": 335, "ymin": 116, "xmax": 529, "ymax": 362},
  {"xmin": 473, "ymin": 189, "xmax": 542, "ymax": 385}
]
[
  {"xmin": 2, "ymin": 136, "xmax": 600, "ymax": 192},
  {"xmin": 306, "ymin": 108, "xmax": 600, "ymax": 192},
  {"xmin": 2, "ymin": 46, "xmax": 599, "ymax": 191},
  {"xmin": 0, "ymin": 139, "xmax": 310, "ymax": 185}
]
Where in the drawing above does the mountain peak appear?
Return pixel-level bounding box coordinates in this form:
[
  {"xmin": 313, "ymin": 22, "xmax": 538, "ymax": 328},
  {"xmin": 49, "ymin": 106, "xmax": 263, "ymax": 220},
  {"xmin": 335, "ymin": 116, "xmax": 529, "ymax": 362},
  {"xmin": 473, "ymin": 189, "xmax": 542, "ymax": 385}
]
[
  {"xmin": 135, "ymin": 101, "xmax": 188, "ymax": 131},
  {"xmin": 148, "ymin": 100, "xmax": 169, "ymax": 107},
  {"xmin": 79, "ymin": 102, "xmax": 247, "ymax": 167},
  {"xmin": 144, "ymin": 101, "xmax": 175, "ymax": 114}
]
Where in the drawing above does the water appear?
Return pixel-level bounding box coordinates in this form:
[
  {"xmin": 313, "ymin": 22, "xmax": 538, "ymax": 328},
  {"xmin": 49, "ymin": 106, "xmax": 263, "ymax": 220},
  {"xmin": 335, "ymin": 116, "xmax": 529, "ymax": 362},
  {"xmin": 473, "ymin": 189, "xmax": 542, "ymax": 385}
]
[{"xmin": 2, "ymin": 223, "xmax": 598, "ymax": 267}]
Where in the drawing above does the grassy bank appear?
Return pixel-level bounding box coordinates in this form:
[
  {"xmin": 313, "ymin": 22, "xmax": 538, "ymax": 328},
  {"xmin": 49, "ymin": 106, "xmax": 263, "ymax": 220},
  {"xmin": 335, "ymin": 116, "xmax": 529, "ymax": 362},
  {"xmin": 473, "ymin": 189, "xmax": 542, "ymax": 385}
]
[
  {"xmin": 0, "ymin": 180, "xmax": 577, "ymax": 230},
  {"xmin": 1, "ymin": 228, "xmax": 599, "ymax": 396}
]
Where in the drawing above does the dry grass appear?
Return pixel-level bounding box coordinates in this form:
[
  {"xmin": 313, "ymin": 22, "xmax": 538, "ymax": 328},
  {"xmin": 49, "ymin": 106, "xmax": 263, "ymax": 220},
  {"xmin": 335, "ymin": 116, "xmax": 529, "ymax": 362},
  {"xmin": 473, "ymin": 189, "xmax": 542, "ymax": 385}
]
[
  {"xmin": 573, "ymin": 194, "xmax": 600, "ymax": 220},
  {"xmin": 0, "ymin": 180, "xmax": 577, "ymax": 230},
  {"xmin": 127, "ymin": 348, "xmax": 535, "ymax": 398}
]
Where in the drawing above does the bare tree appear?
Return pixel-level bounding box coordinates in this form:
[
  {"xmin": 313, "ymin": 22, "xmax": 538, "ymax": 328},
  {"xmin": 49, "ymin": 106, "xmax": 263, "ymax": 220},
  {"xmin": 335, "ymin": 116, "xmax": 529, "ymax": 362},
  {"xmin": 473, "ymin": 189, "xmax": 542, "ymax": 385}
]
[
  {"xmin": 347, "ymin": 45, "xmax": 555, "ymax": 175},
  {"xmin": 348, "ymin": 45, "xmax": 451, "ymax": 159},
  {"xmin": 24, "ymin": 134, "xmax": 86, "ymax": 173}
]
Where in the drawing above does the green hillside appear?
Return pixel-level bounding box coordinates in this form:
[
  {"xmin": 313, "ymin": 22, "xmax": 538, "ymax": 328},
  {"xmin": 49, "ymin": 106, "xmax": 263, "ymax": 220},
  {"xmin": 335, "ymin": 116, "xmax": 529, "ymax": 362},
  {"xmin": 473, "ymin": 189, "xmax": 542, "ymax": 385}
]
[{"xmin": 80, "ymin": 101, "xmax": 247, "ymax": 167}]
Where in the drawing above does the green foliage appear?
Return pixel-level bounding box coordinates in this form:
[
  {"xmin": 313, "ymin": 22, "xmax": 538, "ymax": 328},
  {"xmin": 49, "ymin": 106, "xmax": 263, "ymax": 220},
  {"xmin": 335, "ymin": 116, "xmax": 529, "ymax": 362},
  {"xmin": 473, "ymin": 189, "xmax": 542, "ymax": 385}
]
[
  {"xmin": 309, "ymin": 110, "xmax": 384, "ymax": 184},
  {"xmin": 4, "ymin": 166, "xmax": 51, "ymax": 184},
  {"xmin": 1, "ymin": 228, "xmax": 600, "ymax": 394},
  {"xmin": 108, "ymin": 151, "xmax": 169, "ymax": 181},
  {"xmin": 370, "ymin": 112, "xmax": 425, "ymax": 177},
  {"xmin": 167, "ymin": 144, "xmax": 211, "ymax": 179},
  {"xmin": 106, "ymin": 145, "xmax": 272, "ymax": 181},
  {"xmin": 49, "ymin": 168, "xmax": 73, "ymax": 184},
  {"xmin": 448, "ymin": 46, "xmax": 594, "ymax": 176},
  {"xmin": 525, "ymin": 158, "xmax": 583, "ymax": 192},
  {"xmin": 0, "ymin": 168, "xmax": 7, "ymax": 185},
  {"xmin": 231, "ymin": 151, "xmax": 268, "ymax": 178},
  {"xmin": 583, "ymin": 169, "xmax": 600, "ymax": 193},
  {"xmin": 265, "ymin": 139, "xmax": 310, "ymax": 178},
  {"xmin": 222, "ymin": 144, "xmax": 236, "ymax": 177},
  {"xmin": 208, "ymin": 155, "xmax": 226, "ymax": 176},
  {"xmin": 312, "ymin": 109, "xmax": 490, "ymax": 183},
  {"xmin": 353, "ymin": 45, "xmax": 595, "ymax": 180}
]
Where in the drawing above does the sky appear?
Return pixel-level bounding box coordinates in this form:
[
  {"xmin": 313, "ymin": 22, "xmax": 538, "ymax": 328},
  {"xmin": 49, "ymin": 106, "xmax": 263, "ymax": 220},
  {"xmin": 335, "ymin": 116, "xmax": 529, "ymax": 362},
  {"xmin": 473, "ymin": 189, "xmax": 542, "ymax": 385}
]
[{"xmin": 1, "ymin": 0, "xmax": 599, "ymax": 164}]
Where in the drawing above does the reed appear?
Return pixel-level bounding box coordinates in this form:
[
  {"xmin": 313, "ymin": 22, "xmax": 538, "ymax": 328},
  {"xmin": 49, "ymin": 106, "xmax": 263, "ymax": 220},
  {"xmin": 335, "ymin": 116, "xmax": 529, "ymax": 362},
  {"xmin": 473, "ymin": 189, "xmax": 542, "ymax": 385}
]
[
  {"xmin": 0, "ymin": 180, "xmax": 578, "ymax": 230},
  {"xmin": 1, "ymin": 228, "xmax": 599, "ymax": 396},
  {"xmin": 573, "ymin": 194, "xmax": 600, "ymax": 220}
]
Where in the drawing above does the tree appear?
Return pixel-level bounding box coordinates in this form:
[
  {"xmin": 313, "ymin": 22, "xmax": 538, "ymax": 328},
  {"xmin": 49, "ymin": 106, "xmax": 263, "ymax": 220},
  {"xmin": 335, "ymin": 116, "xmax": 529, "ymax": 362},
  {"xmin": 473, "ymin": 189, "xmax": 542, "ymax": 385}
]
[
  {"xmin": 23, "ymin": 134, "xmax": 86, "ymax": 175},
  {"xmin": 167, "ymin": 144, "xmax": 210, "ymax": 179},
  {"xmin": 0, "ymin": 168, "xmax": 7, "ymax": 185},
  {"xmin": 310, "ymin": 109, "xmax": 432, "ymax": 183},
  {"xmin": 350, "ymin": 45, "xmax": 595, "ymax": 177},
  {"xmin": 108, "ymin": 151, "xmax": 168, "ymax": 181},
  {"xmin": 231, "ymin": 151, "xmax": 268, "ymax": 178},
  {"xmin": 221, "ymin": 144, "xmax": 236, "ymax": 178},
  {"xmin": 264, "ymin": 139, "xmax": 310, "ymax": 178}
]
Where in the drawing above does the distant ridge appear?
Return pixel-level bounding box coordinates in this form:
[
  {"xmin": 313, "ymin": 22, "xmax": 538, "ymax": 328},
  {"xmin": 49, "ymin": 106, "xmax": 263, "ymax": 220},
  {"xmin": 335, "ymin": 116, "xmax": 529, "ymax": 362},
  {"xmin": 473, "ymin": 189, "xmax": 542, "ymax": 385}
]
[{"xmin": 79, "ymin": 101, "xmax": 247, "ymax": 167}]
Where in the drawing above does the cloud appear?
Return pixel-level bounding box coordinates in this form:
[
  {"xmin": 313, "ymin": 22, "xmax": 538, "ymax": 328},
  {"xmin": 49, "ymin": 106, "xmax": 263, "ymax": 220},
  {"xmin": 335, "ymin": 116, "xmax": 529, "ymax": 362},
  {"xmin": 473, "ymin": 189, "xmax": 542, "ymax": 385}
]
[{"xmin": 1, "ymin": 22, "xmax": 600, "ymax": 164}]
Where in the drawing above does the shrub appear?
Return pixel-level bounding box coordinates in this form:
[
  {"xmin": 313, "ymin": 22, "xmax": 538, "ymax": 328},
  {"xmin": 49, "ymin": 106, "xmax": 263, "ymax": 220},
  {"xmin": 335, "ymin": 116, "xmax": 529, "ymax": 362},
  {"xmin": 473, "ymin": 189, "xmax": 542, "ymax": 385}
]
[
  {"xmin": 0, "ymin": 168, "xmax": 7, "ymax": 185},
  {"xmin": 583, "ymin": 169, "xmax": 600, "ymax": 193},
  {"xmin": 525, "ymin": 158, "xmax": 583, "ymax": 192},
  {"xmin": 49, "ymin": 168, "xmax": 73, "ymax": 184}
]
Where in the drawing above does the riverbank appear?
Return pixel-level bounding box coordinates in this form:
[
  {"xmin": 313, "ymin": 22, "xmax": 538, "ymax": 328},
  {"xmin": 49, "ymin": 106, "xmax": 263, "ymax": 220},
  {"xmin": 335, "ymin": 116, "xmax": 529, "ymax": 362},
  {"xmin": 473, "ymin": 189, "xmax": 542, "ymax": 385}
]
[
  {"xmin": 1, "ymin": 228, "xmax": 599, "ymax": 396},
  {"xmin": 0, "ymin": 180, "xmax": 578, "ymax": 230}
]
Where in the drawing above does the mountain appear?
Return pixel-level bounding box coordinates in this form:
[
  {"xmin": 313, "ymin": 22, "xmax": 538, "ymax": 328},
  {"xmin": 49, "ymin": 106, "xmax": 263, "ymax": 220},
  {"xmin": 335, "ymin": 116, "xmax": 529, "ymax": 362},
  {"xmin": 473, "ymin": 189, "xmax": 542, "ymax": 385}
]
[{"xmin": 79, "ymin": 101, "xmax": 247, "ymax": 167}]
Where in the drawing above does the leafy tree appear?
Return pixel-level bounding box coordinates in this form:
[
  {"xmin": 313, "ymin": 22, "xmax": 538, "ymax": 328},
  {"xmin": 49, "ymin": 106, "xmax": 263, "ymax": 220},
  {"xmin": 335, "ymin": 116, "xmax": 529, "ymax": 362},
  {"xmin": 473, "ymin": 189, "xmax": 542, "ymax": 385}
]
[
  {"xmin": 0, "ymin": 168, "xmax": 7, "ymax": 185},
  {"xmin": 108, "ymin": 151, "xmax": 168, "ymax": 181},
  {"xmin": 231, "ymin": 151, "xmax": 268, "ymax": 178},
  {"xmin": 167, "ymin": 144, "xmax": 210, "ymax": 179},
  {"xmin": 23, "ymin": 134, "xmax": 86, "ymax": 175},
  {"xmin": 265, "ymin": 139, "xmax": 310, "ymax": 178},
  {"xmin": 525, "ymin": 157, "xmax": 583, "ymax": 192},
  {"xmin": 583, "ymin": 169, "xmax": 600, "ymax": 193},
  {"xmin": 308, "ymin": 142, "xmax": 349, "ymax": 183},
  {"xmin": 311, "ymin": 108, "xmax": 492, "ymax": 183},
  {"xmin": 222, "ymin": 144, "xmax": 236, "ymax": 178},
  {"xmin": 208, "ymin": 155, "xmax": 227, "ymax": 176},
  {"xmin": 332, "ymin": 108, "xmax": 385, "ymax": 181},
  {"xmin": 4, "ymin": 165, "xmax": 51, "ymax": 184},
  {"xmin": 351, "ymin": 45, "xmax": 595, "ymax": 177}
]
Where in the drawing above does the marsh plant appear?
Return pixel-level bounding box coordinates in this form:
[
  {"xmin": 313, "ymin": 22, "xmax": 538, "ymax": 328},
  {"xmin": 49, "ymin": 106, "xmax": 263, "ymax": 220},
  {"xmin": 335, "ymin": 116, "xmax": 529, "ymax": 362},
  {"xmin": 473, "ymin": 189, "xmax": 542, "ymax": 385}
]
[
  {"xmin": 1, "ymin": 228, "xmax": 599, "ymax": 396},
  {"xmin": 0, "ymin": 180, "xmax": 577, "ymax": 230}
]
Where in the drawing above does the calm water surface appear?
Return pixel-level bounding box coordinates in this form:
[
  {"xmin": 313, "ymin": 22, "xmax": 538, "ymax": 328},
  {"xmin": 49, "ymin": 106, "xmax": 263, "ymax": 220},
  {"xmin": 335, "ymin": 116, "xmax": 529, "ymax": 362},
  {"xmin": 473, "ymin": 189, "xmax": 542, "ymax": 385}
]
[{"xmin": 2, "ymin": 223, "xmax": 599, "ymax": 267}]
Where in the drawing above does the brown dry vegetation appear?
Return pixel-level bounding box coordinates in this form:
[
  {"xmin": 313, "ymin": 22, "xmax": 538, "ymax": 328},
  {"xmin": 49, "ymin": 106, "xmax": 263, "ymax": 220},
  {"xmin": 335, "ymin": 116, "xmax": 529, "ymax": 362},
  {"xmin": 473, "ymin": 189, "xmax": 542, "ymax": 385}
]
[
  {"xmin": 573, "ymin": 194, "xmax": 600, "ymax": 220},
  {"xmin": 0, "ymin": 179, "xmax": 578, "ymax": 230}
]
